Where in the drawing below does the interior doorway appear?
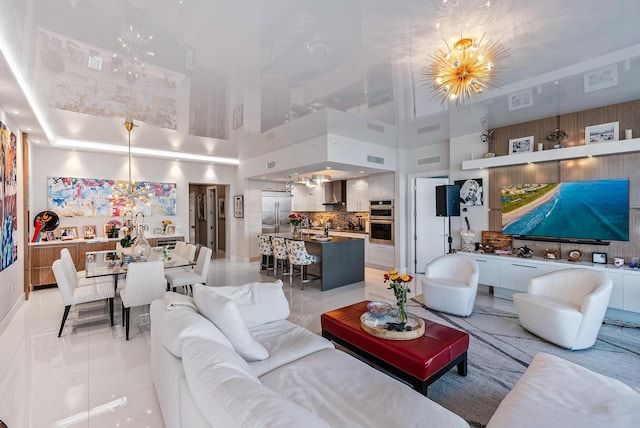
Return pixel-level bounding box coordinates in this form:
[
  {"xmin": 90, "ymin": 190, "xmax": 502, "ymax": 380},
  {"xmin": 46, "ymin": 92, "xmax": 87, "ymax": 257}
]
[
  {"xmin": 188, "ymin": 183, "xmax": 227, "ymax": 259},
  {"xmin": 412, "ymin": 177, "xmax": 449, "ymax": 274}
]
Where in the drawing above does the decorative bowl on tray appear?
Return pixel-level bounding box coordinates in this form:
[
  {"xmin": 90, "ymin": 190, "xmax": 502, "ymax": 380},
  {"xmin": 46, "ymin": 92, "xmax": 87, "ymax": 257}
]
[
  {"xmin": 313, "ymin": 236, "xmax": 331, "ymax": 242},
  {"xmin": 367, "ymin": 301, "xmax": 392, "ymax": 318}
]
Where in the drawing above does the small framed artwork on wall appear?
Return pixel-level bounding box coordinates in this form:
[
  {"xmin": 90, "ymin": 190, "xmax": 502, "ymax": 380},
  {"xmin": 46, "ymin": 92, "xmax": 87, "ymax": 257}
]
[{"xmin": 234, "ymin": 195, "xmax": 244, "ymax": 218}]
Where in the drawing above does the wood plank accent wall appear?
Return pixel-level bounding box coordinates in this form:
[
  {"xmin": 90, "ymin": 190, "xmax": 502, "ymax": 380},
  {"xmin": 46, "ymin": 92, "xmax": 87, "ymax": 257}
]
[{"xmin": 487, "ymin": 99, "xmax": 640, "ymax": 262}]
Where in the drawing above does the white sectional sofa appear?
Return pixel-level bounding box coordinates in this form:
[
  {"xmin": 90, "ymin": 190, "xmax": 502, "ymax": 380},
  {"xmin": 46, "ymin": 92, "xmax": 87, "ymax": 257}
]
[
  {"xmin": 150, "ymin": 280, "xmax": 469, "ymax": 428},
  {"xmin": 487, "ymin": 352, "xmax": 640, "ymax": 428}
]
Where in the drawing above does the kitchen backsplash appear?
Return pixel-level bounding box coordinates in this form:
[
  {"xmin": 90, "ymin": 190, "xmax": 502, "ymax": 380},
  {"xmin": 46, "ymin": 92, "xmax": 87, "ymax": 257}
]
[{"xmin": 298, "ymin": 205, "xmax": 369, "ymax": 231}]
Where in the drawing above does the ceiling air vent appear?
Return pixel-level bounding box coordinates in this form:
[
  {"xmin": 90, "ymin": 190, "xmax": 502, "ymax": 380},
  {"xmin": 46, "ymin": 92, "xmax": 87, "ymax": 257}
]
[
  {"xmin": 417, "ymin": 155, "xmax": 441, "ymax": 166},
  {"xmin": 366, "ymin": 122, "xmax": 385, "ymax": 133},
  {"xmin": 266, "ymin": 161, "xmax": 276, "ymax": 169},
  {"xmin": 417, "ymin": 124, "xmax": 440, "ymax": 134},
  {"xmin": 367, "ymin": 155, "xmax": 385, "ymax": 165},
  {"xmin": 266, "ymin": 132, "xmax": 275, "ymax": 140}
]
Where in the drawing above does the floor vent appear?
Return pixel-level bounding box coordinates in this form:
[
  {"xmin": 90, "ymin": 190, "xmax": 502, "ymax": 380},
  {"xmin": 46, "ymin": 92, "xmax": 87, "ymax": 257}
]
[
  {"xmin": 417, "ymin": 155, "xmax": 441, "ymax": 165},
  {"xmin": 417, "ymin": 124, "xmax": 440, "ymax": 134},
  {"xmin": 266, "ymin": 161, "xmax": 276, "ymax": 169},
  {"xmin": 367, "ymin": 155, "xmax": 385, "ymax": 165},
  {"xmin": 366, "ymin": 122, "xmax": 385, "ymax": 133}
]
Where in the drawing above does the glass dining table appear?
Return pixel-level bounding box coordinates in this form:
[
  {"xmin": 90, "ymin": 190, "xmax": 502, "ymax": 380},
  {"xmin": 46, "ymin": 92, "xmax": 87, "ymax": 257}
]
[{"xmin": 85, "ymin": 247, "xmax": 195, "ymax": 290}]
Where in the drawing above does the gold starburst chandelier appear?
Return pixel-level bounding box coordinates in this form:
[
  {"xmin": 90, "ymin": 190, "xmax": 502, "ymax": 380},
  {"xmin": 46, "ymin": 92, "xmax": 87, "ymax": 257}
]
[
  {"xmin": 110, "ymin": 117, "xmax": 153, "ymax": 208},
  {"xmin": 425, "ymin": 34, "xmax": 509, "ymax": 105}
]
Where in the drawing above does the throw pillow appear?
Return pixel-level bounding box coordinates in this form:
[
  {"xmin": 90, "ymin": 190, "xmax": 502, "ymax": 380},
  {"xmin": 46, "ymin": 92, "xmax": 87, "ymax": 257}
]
[
  {"xmin": 209, "ymin": 280, "xmax": 290, "ymax": 328},
  {"xmin": 193, "ymin": 284, "xmax": 269, "ymax": 361}
]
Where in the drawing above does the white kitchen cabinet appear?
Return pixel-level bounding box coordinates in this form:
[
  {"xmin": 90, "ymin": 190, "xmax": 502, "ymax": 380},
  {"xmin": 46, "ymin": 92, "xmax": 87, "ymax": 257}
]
[
  {"xmin": 368, "ymin": 243, "xmax": 394, "ymax": 269},
  {"xmin": 291, "ymin": 184, "xmax": 326, "ymax": 212},
  {"xmin": 290, "ymin": 184, "xmax": 307, "ymax": 211},
  {"xmin": 368, "ymin": 173, "xmax": 395, "ymax": 200},
  {"xmin": 347, "ymin": 178, "xmax": 368, "ymax": 212}
]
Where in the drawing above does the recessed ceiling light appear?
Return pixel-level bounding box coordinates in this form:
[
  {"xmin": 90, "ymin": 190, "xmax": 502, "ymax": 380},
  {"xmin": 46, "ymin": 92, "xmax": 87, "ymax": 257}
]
[
  {"xmin": 359, "ymin": 170, "xmax": 365, "ymax": 174},
  {"xmin": 26, "ymin": 127, "xmax": 31, "ymax": 131},
  {"xmin": 13, "ymin": 110, "xmax": 19, "ymax": 114},
  {"xmin": 326, "ymin": 166, "xmax": 332, "ymax": 169},
  {"xmin": 261, "ymin": 176, "xmax": 266, "ymax": 179}
]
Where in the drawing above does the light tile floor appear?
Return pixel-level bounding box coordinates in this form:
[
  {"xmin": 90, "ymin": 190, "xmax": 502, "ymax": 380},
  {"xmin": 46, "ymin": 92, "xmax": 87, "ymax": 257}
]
[{"xmin": 1, "ymin": 258, "xmax": 638, "ymax": 427}]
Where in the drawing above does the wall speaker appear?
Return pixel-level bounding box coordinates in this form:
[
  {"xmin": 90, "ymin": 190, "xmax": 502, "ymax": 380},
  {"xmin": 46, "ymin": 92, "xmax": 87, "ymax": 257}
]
[{"xmin": 435, "ymin": 185, "xmax": 460, "ymax": 217}]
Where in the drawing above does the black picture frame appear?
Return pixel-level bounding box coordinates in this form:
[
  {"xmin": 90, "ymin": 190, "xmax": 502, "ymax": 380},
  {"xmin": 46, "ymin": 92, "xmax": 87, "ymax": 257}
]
[{"xmin": 592, "ymin": 252, "xmax": 608, "ymax": 264}]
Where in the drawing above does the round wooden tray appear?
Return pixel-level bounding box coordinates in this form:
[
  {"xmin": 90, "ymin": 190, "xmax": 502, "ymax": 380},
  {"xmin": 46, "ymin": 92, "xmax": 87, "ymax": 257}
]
[{"xmin": 360, "ymin": 311, "xmax": 425, "ymax": 340}]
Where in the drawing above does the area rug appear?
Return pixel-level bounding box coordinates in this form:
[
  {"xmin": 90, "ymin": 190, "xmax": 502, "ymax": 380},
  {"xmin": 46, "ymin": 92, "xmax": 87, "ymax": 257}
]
[{"xmin": 367, "ymin": 299, "xmax": 640, "ymax": 427}]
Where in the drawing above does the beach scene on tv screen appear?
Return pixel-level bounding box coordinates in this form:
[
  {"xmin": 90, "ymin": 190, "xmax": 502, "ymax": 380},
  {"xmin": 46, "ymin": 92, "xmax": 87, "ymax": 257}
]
[{"xmin": 501, "ymin": 179, "xmax": 629, "ymax": 241}]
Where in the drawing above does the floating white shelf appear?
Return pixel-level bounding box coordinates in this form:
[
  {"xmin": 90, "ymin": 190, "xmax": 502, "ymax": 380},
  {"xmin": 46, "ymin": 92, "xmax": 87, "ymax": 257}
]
[{"xmin": 462, "ymin": 137, "xmax": 640, "ymax": 170}]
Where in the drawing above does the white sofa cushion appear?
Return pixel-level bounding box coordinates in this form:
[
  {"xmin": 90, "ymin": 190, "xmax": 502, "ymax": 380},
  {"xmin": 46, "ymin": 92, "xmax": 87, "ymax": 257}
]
[
  {"xmin": 182, "ymin": 338, "xmax": 331, "ymax": 428},
  {"xmin": 248, "ymin": 319, "xmax": 334, "ymax": 377},
  {"xmin": 487, "ymin": 352, "xmax": 640, "ymax": 428},
  {"xmin": 260, "ymin": 348, "xmax": 469, "ymax": 428},
  {"xmin": 193, "ymin": 284, "xmax": 269, "ymax": 361},
  {"xmin": 151, "ymin": 299, "xmax": 233, "ymax": 357},
  {"xmin": 208, "ymin": 280, "xmax": 290, "ymax": 328}
]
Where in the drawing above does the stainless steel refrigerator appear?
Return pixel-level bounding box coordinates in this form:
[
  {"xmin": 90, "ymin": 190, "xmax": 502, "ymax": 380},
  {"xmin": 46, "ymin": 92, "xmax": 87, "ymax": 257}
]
[{"xmin": 261, "ymin": 191, "xmax": 292, "ymax": 234}]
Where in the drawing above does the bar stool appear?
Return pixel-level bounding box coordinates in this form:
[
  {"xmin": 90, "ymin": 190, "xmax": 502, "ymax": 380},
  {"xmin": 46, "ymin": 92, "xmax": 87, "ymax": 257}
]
[
  {"xmin": 271, "ymin": 237, "xmax": 290, "ymax": 277},
  {"xmin": 286, "ymin": 239, "xmax": 321, "ymax": 289},
  {"xmin": 258, "ymin": 234, "xmax": 274, "ymax": 274}
]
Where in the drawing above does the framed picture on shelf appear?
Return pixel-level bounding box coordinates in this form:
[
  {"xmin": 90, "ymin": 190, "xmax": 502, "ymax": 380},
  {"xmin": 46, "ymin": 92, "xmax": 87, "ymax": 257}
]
[
  {"xmin": 592, "ymin": 252, "xmax": 607, "ymax": 264},
  {"xmin": 585, "ymin": 121, "xmax": 619, "ymax": 144},
  {"xmin": 137, "ymin": 223, "xmax": 151, "ymax": 234},
  {"xmin": 59, "ymin": 226, "xmax": 78, "ymax": 240},
  {"xmin": 234, "ymin": 195, "xmax": 244, "ymax": 218},
  {"xmin": 166, "ymin": 225, "xmax": 176, "ymax": 235},
  {"xmin": 509, "ymin": 136, "xmax": 534, "ymax": 155},
  {"xmin": 83, "ymin": 225, "xmax": 96, "ymax": 239}
]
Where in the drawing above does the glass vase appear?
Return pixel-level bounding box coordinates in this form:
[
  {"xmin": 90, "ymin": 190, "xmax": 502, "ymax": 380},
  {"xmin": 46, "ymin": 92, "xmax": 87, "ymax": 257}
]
[
  {"xmin": 291, "ymin": 223, "xmax": 301, "ymax": 238},
  {"xmin": 132, "ymin": 229, "xmax": 151, "ymax": 262},
  {"xmin": 394, "ymin": 285, "xmax": 408, "ymax": 323}
]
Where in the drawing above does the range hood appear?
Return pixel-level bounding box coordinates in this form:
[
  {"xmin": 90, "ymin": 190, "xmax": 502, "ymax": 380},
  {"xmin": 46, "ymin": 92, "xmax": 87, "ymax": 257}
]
[{"xmin": 323, "ymin": 180, "xmax": 347, "ymax": 205}]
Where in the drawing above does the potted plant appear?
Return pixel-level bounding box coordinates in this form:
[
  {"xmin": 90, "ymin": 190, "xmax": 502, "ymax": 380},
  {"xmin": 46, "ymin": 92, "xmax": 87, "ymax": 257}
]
[{"xmin": 106, "ymin": 219, "xmax": 122, "ymax": 238}]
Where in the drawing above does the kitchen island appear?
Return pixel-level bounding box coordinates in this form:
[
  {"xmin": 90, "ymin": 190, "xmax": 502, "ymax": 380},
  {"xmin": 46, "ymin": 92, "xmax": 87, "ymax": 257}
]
[{"xmin": 268, "ymin": 233, "xmax": 365, "ymax": 291}]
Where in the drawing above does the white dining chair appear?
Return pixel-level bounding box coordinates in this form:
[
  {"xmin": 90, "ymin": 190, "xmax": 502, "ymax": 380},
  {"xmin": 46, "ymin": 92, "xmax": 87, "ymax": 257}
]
[
  {"xmin": 258, "ymin": 234, "xmax": 274, "ymax": 274},
  {"xmin": 174, "ymin": 241, "xmax": 186, "ymax": 257},
  {"xmin": 61, "ymin": 248, "xmax": 85, "ymax": 279},
  {"xmin": 61, "ymin": 248, "xmax": 113, "ymax": 288},
  {"xmin": 52, "ymin": 258, "xmax": 115, "ymax": 337},
  {"xmin": 120, "ymin": 260, "xmax": 167, "ymax": 340},
  {"xmin": 184, "ymin": 243, "xmax": 197, "ymax": 262},
  {"xmin": 165, "ymin": 246, "xmax": 212, "ymax": 294}
]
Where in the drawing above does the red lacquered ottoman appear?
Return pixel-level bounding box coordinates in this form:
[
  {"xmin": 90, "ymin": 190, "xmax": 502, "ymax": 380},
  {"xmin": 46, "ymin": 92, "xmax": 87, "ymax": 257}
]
[{"xmin": 321, "ymin": 301, "xmax": 469, "ymax": 396}]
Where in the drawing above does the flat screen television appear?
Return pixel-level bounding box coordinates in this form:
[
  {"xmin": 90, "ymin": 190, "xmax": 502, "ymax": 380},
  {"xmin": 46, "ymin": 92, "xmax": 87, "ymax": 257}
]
[{"xmin": 501, "ymin": 178, "xmax": 629, "ymax": 242}]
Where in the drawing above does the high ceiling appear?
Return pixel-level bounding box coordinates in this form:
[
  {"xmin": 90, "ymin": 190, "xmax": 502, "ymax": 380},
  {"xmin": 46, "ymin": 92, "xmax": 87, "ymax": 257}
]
[{"xmin": 1, "ymin": 0, "xmax": 640, "ymax": 172}]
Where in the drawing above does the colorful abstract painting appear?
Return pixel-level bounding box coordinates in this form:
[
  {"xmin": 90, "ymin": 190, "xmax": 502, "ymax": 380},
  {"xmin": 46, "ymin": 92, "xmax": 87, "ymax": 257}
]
[
  {"xmin": 1, "ymin": 121, "xmax": 18, "ymax": 271},
  {"xmin": 47, "ymin": 176, "xmax": 176, "ymax": 217}
]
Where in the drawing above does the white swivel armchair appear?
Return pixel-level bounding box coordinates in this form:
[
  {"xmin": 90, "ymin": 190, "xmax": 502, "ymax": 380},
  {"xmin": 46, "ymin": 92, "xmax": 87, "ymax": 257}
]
[
  {"xmin": 513, "ymin": 268, "xmax": 612, "ymax": 350},
  {"xmin": 120, "ymin": 260, "xmax": 167, "ymax": 340},
  {"xmin": 418, "ymin": 254, "xmax": 479, "ymax": 317}
]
